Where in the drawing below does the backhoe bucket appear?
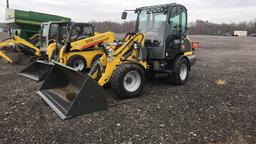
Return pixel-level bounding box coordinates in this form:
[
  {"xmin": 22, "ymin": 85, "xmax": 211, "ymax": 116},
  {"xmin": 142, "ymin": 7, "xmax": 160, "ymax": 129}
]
[
  {"xmin": 19, "ymin": 60, "xmax": 54, "ymax": 81},
  {"xmin": 37, "ymin": 63, "xmax": 107, "ymax": 119}
]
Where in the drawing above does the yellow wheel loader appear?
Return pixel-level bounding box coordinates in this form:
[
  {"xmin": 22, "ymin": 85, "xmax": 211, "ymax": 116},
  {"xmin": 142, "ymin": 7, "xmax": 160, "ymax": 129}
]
[
  {"xmin": 19, "ymin": 22, "xmax": 115, "ymax": 81},
  {"xmin": 37, "ymin": 3, "xmax": 196, "ymax": 119},
  {"xmin": 0, "ymin": 21, "xmax": 70, "ymax": 64}
]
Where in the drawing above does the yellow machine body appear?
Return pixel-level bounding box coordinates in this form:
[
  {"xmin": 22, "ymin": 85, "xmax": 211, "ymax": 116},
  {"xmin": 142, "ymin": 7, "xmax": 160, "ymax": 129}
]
[{"xmin": 58, "ymin": 31, "xmax": 115, "ymax": 67}]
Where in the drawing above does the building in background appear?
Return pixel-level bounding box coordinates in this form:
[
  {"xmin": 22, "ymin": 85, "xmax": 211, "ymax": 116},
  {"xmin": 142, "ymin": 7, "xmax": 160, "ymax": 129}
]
[{"xmin": 233, "ymin": 31, "xmax": 248, "ymax": 37}]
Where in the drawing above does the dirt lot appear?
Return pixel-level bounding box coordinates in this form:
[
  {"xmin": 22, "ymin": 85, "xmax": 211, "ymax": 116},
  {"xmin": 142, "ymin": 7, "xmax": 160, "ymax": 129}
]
[{"xmin": 0, "ymin": 35, "xmax": 255, "ymax": 144}]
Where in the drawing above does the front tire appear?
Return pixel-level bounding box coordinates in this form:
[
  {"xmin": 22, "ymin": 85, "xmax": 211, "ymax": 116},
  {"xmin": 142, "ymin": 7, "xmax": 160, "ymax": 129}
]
[
  {"xmin": 111, "ymin": 63, "xmax": 145, "ymax": 99},
  {"xmin": 170, "ymin": 56, "xmax": 190, "ymax": 85},
  {"xmin": 67, "ymin": 55, "xmax": 87, "ymax": 73}
]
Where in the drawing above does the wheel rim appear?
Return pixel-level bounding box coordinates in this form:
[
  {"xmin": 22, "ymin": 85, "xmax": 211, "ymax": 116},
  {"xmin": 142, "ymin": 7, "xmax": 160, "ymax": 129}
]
[
  {"xmin": 179, "ymin": 63, "xmax": 188, "ymax": 80},
  {"xmin": 73, "ymin": 60, "xmax": 85, "ymax": 71},
  {"xmin": 123, "ymin": 71, "xmax": 141, "ymax": 92}
]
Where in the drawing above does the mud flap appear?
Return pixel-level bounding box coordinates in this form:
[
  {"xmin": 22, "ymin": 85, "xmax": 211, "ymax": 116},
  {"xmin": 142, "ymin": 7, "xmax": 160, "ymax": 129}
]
[
  {"xmin": 37, "ymin": 63, "xmax": 107, "ymax": 119},
  {"xmin": 19, "ymin": 60, "xmax": 54, "ymax": 81}
]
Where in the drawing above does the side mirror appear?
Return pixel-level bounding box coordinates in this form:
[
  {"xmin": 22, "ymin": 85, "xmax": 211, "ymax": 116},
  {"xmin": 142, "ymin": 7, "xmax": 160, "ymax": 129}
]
[{"xmin": 121, "ymin": 12, "xmax": 127, "ymax": 20}]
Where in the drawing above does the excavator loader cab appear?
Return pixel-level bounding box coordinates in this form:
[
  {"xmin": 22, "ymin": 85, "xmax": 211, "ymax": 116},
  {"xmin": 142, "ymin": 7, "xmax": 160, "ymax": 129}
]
[
  {"xmin": 38, "ymin": 3, "xmax": 195, "ymax": 119},
  {"xmin": 39, "ymin": 22, "xmax": 71, "ymax": 56}
]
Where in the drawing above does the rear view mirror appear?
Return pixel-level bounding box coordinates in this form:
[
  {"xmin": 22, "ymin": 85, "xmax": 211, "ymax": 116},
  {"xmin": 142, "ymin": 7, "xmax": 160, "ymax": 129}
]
[{"xmin": 121, "ymin": 12, "xmax": 127, "ymax": 20}]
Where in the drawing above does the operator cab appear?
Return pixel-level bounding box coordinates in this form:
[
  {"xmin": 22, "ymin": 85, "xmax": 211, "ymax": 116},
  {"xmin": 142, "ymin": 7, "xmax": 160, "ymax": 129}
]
[
  {"xmin": 40, "ymin": 22, "xmax": 70, "ymax": 55},
  {"xmin": 64, "ymin": 23, "xmax": 95, "ymax": 53},
  {"xmin": 122, "ymin": 3, "xmax": 189, "ymax": 61},
  {"xmin": 68, "ymin": 23, "xmax": 94, "ymax": 42}
]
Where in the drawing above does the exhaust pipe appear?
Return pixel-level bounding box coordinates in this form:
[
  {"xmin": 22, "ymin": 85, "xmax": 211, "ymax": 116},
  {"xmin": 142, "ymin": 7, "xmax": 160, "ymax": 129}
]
[
  {"xmin": 37, "ymin": 62, "xmax": 107, "ymax": 119},
  {"xmin": 19, "ymin": 60, "xmax": 54, "ymax": 81}
]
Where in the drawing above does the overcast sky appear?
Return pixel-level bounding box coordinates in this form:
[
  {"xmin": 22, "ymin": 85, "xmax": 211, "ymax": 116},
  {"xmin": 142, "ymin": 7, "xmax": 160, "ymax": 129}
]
[{"xmin": 0, "ymin": 0, "xmax": 256, "ymax": 23}]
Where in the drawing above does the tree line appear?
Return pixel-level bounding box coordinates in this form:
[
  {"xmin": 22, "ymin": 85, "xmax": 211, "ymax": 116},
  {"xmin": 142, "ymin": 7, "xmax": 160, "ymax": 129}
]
[
  {"xmin": 188, "ymin": 20, "xmax": 256, "ymax": 36},
  {"xmin": 90, "ymin": 21, "xmax": 136, "ymax": 33},
  {"xmin": 90, "ymin": 19, "xmax": 256, "ymax": 36}
]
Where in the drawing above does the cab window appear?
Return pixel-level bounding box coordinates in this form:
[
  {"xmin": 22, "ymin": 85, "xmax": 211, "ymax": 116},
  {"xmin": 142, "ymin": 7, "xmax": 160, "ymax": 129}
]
[
  {"xmin": 169, "ymin": 6, "xmax": 187, "ymax": 35},
  {"xmin": 49, "ymin": 24, "xmax": 59, "ymax": 40},
  {"xmin": 71, "ymin": 25, "xmax": 94, "ymax": 42}
]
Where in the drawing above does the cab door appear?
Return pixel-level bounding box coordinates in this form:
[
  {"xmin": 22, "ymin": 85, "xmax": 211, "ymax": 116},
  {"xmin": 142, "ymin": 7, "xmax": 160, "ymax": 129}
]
[{"xmin": 165, "ymin": 6, "xmax": 187, "ymax": 59}]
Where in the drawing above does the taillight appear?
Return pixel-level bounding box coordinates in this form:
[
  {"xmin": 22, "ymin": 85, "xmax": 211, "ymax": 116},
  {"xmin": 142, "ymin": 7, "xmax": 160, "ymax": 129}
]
[{"xmin": 192, "ymin": 42, "xmax": 200, "ymax": 49}]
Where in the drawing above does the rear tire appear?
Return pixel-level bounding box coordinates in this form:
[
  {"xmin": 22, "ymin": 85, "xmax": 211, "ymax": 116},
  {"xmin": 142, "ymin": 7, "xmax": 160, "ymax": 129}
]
[
  {"xmin": 111, "ymin": 63, "xmax": 145, "ymax": 99},
  {"xmin": 67, "ymin": 55, "xmax": 87, "ymax": 73},
  {"xmin": 170, "ymin": 56, "xmax": 190, "ymax": 85}
]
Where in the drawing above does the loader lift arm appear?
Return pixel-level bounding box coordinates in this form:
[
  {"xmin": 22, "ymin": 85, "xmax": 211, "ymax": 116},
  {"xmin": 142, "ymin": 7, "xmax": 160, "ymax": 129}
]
[{"xmin": 89, "ymin": 33, "xmax": 146, "ymax": 86}]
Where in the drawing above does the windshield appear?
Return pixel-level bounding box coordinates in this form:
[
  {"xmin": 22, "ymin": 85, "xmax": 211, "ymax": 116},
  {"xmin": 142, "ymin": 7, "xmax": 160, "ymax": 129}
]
[
  {"xmin": 138, "ymin": 10, "xmax": 167, "ymax": 46},
  {"xmin": 57, "ymin": 24, "xmax": 69, "ymax": 43},
  {"xmin": 41, "ymin": 24, "xmax": 49, "ymax": 37}
]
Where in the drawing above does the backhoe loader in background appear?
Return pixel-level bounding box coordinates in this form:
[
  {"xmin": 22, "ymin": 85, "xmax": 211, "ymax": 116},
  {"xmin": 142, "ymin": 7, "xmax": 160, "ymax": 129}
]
[
  {"xmin": 0, "ymin": 21, "xmax": 70, "ymax": 64},
  {"xmin": 0, "ymin": 35, "xmax": 41, "ymax": 63},
  {"xmin": 37, "ymin": 3, "xmax": 196, "ymax": 119},
  {"xmin": 19, "ymin": 22, "xmax": 115, "ymax": 81}
]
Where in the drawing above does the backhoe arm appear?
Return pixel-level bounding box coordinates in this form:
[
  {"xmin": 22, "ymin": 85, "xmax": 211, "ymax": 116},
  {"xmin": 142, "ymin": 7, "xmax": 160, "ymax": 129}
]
[
  {"xmin": 0, "ymin": 51, "xmax": 13, "ymax": 63},
  {"xmin": 0, "ymin": 35, "xmax": 41, "ymax": 56}
]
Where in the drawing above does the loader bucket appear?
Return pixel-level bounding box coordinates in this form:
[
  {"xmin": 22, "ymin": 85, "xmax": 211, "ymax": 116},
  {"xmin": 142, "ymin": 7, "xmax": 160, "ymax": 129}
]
[
  {"xmin": 37, "ymin": 63, "xmax": 107, "ymax": 119},
  {"xmin": 19, "ymin": 60, "xmax": 54, "ymax": 81}
]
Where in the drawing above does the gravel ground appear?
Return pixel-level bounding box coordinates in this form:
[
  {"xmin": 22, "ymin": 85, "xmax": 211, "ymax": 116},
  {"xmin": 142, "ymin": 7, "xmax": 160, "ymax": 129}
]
[{"xmin": 0, "ymin": 35, "xmax": 255, "ymax": 144}]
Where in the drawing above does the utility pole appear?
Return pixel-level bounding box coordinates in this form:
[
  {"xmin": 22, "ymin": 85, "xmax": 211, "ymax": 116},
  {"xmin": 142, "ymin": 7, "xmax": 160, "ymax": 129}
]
[{"xmin": 6, "ymin": 0, "xmax": 9, "ymax": 8}]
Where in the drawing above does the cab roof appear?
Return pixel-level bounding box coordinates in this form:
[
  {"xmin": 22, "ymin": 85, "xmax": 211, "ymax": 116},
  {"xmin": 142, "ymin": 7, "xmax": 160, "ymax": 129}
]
[{"xmin": 136, "ymin": 3, "xmax": 185, "ymax": 13}]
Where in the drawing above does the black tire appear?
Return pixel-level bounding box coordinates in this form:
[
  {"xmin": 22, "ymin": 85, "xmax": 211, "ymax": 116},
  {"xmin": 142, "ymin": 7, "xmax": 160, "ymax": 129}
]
[
  {"xmin": 111, "ymin": 63, "xmax": 145, "ymax": 99},
  {"xmin": 67, "ymin": 55, "xmax": 87, "ymax": 73},
  {"xmin": 170, "ymin": 56, "xmax": 190, "ymax": 85}
]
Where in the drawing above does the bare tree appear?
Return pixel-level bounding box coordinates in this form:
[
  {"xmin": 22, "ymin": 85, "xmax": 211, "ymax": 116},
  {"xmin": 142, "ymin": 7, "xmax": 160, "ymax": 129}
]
[
  {"xmin": 189, "ymin": 19, "xmax": 256, "ymax": 35},
  {"xmin": 89, "ymin": 19, "xmax": 256, "ymax": 35}
]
